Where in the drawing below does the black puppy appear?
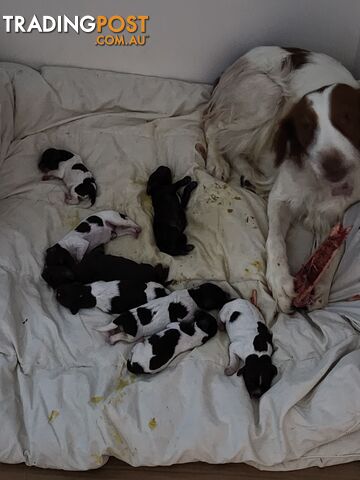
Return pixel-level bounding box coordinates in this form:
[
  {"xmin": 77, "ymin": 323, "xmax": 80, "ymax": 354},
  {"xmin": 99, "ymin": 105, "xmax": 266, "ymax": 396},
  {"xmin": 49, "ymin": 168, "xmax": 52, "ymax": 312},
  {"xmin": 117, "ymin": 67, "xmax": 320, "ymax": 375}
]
[
  {"xmin": 42, "ymin": 246, "xmax": 169, "ymax": 289},
  {"xmin": 147, "ymin": 166, "xmax": 197, "ymax": 256}
]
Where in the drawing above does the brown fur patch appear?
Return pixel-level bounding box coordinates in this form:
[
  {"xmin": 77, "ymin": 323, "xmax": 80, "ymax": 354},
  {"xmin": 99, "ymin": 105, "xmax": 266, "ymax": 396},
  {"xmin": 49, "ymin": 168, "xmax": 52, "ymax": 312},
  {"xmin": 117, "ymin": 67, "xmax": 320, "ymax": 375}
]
[
  {"xmin": 321, "ymin": 149, "xmax": 348, "ymax": 183},
  {"xmin": 274, "ymin": 97, "xmax": 317, "ymax": 167},
  {"xmin": 330, "ymin": 84, "xmax": 360, "ymax": 151},
  {"xmin": 282, "ymin": 47, "xmax": 309, "ymax": 71}
]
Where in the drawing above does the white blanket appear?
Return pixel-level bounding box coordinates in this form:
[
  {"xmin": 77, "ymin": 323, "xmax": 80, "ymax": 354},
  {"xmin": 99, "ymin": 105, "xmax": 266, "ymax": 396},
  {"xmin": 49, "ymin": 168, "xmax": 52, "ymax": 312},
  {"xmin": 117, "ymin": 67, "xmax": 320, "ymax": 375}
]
[{"xmin": 0, "ymin": 62, "xmax": 359, "ymax": 471}]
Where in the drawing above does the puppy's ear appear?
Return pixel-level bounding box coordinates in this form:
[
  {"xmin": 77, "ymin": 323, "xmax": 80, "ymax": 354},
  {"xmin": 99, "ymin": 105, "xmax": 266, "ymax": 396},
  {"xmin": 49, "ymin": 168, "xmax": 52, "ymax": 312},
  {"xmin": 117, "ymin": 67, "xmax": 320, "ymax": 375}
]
[
  {"xmin": 271, "ymin": 364, "xmax": 278, "ymax": 377},
  {"xmin": 70, "ymin": 305, "xmax": 79, "ymax": 315}
]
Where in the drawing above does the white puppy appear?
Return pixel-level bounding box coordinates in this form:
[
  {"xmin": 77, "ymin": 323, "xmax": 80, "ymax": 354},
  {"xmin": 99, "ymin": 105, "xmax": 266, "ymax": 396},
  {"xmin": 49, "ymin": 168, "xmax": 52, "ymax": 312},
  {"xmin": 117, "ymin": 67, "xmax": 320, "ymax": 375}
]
[{"xmin": 219, "ymin": 299, "xmax": 277, "ymax": 398}]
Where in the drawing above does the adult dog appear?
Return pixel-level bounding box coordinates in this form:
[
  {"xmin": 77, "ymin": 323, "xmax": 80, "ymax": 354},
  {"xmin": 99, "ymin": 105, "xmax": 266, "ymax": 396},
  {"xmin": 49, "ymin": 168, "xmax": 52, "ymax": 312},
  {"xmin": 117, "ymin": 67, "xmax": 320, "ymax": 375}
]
[{"xmin": 205, "ymin": 46, "xmax": 360, "ymax": 312}]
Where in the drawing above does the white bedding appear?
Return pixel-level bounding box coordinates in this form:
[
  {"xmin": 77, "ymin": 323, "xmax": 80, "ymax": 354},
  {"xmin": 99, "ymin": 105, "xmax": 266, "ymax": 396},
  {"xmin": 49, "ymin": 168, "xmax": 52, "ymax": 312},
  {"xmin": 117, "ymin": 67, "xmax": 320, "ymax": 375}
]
[{"xmin": 0, "ymin": 62, "xmax": 359, "ymax": 471}]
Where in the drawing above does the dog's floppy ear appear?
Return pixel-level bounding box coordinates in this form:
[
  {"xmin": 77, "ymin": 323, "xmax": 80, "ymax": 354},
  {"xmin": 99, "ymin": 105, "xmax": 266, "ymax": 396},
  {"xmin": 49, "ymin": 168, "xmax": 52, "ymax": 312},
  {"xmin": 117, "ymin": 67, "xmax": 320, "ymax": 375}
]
[
  {"xmin": 273, "ymin": 115, "xmax": 295, "ymax": 167},
  {"xmin": 274, "ymin": 97, "xmax": 316, "ymax": 167}
]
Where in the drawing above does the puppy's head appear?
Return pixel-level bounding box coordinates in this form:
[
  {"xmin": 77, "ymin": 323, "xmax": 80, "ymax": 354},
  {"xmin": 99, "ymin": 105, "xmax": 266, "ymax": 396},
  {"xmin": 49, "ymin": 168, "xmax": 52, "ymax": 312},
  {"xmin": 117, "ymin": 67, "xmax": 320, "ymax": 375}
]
[
  {"xmin": 45, "ymin": 244, "xmax": 76, "ymax": 269},
  {"xmin": 110, "ymin": 213, "xmax": 142, "ymax": 239},
  {"xmin": 194, "ymin": 310, "xmax": 218, "ymax": 340},
  {"xmin": 189, "ymin": 283, "xmax": 230, "ymax": 310},
  {"xmin": 238, "ymin": 354, "xmax": 277, "ymax": 399},
  {"xmin": 42, "ymin": 265, "xmax": 75, "ymax": 289},
  {"xmin": 56, "ymin": 282, "xmax": 96, "ymax": 314},
  {"xmin": 274, "ymin": 84, "xmax": 360, "ymax": 197},
  {"xmin": 147, "ymin": 166, "xmax": 172, "ymax": 195},
  {"xmin": 38, "ymin": 148, "xmax": 74, "ymax": 173}
]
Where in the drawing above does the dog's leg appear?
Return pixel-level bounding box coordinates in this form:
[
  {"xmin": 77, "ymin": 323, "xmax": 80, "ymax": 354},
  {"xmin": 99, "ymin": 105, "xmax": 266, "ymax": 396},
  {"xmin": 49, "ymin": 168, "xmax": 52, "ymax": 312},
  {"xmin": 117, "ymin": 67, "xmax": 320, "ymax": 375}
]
[
  {"xmin": 224, "ymin": 346, "xmax": 241, "ymax": 376},
  {"xmin": 266, "ymin": 194, "xmax": 295, "ymax": 313},
  {"xmin": 204, "ymin": 123, "xmax": 231, "ymax": 182},
  {"xmin": 181, "ymin": 181, "xmax": 198, "ymax": 208}
]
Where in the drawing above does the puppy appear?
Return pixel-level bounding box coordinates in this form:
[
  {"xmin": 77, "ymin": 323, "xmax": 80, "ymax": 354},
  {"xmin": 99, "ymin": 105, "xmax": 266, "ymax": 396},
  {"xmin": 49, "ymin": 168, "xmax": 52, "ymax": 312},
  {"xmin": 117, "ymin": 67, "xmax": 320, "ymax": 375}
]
[
  {"xmin": 44, "ymin": 211, "xmax": 141, "ymax": 272},
  {"xmin": 98, "ymin": 283, "xmax": 229, "ymax": 344},
  {"xmin": 219, "ymin": 299, "xmax": 277, "ymax": 398},
  {"xmin": 127, "ymin": 310, "xmax": 218, "ymax": 374},
  {"xmin": 39, "ymin": 148, "xmax": 97, "ymax": 206},
  {"xmin": 42, "ymin": 245, "xmax": 169, "ymax": 289},
  {"xmin": 56, "ymin": 280, "xmax": 170, "ymax": 315},
  {"xmin": 147, "ymin": 166, "xmax": 197, "ymax": 256}
]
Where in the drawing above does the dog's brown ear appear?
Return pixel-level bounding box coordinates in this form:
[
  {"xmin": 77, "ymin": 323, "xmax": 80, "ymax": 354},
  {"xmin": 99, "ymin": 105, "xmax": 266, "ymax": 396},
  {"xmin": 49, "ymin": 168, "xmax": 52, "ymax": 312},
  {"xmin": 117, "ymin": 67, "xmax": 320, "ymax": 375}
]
[
  {"xmin": 273, "ymin": 114, "xmax": 296, "ymax": 167},
  {"xmin": 274, "ymin": 97, "xmax": 316, "ymax": 167}
]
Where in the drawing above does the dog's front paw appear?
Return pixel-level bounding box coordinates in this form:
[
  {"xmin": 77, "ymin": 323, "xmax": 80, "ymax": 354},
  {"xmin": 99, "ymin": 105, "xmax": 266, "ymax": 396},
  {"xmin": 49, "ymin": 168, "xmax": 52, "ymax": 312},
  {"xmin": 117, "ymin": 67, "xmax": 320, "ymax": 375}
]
[
  {"xmin": 206, "ymin": 154, "xmax": 231, "ymax": 182},
  {"xmin": 266, "ymin": 265, "xmax": 295, "ymax": 313}
]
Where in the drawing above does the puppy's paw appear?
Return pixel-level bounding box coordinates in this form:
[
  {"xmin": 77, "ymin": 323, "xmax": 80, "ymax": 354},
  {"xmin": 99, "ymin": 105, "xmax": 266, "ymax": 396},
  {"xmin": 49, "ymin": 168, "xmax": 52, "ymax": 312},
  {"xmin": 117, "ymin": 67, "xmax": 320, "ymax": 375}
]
[
  {"xmin": 206, "ymin": 154, "xmax": 231, "ymax": 182},
  {"xmin": 267, "ymin": 265, "xmax": 295, "ymax": 313}
]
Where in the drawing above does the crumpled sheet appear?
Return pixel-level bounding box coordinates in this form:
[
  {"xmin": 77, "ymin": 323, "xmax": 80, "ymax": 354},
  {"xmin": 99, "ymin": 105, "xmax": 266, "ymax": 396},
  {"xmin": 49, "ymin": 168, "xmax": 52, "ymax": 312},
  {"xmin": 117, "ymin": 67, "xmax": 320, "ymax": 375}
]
[{"xmin": 0, "ymin": 62, "xmax": 359, "ymax": 471}]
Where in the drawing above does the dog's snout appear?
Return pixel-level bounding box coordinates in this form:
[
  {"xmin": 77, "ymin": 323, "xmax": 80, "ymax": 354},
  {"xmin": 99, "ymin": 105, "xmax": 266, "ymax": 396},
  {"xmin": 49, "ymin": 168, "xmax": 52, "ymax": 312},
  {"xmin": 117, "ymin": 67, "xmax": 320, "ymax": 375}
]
[{"xmin": 321, "ymin": 152, "xmax": 349, "ymax": 183}]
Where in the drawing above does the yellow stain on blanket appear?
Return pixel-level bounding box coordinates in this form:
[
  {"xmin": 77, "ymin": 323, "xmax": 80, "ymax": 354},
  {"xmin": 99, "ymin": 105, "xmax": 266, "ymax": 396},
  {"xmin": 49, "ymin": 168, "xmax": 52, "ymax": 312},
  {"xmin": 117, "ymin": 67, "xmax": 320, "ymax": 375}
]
[
  {"xmin": 64, "ymin": 210, "xmax": 81, "ymax": 230},
  {"xmin": 148, "ymin": 418, "xmax": 157, "ymax": 430},
  {"xmin": 90, "ymin": 396, "xmax": 104, "ymax": 405},
  {"xmin": 251, "ymin": 260, "xmax": 263, "ymax": 272},
  {"xmin": 111, "ymin": 426, "xmax": 124, "ymax": 445},
  {"xmin": 48, "ymin": 410, "xmax": 59, "ymax": 423},
  {"xmin": 91, "ymin": 453, "xmax": 103, "ymax": 466},
  {"xmin": 116, "ymin": 374, "xmax": 136, "ymax": 392}
]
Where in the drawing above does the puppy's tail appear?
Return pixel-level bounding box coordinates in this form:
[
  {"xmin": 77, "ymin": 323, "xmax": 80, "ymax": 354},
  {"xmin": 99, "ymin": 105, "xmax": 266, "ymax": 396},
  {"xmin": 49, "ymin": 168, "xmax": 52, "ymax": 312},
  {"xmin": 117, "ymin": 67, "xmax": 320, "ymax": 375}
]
[{"xmin": 154, "ymin": 263, "xmax": 170, "ymax": 285}]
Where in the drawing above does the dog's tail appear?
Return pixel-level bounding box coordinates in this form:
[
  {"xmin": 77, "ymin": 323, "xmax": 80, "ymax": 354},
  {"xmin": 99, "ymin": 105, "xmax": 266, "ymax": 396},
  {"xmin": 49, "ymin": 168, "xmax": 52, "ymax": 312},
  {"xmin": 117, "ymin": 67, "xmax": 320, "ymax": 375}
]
[{"xmin": 154, "ymin": 263, "xmax": 170, "ymax": 285}]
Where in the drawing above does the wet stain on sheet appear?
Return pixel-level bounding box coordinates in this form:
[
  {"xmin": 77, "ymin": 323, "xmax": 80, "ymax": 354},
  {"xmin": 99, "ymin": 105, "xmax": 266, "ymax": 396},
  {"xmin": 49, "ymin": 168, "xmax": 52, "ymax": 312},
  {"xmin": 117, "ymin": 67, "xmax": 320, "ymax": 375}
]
[
  {"xmin": 90, "ymin": 396, "xmax": 104, "ymax": 405},
  {"xmin": 48, "ymin": 410, "xmax": 59, "ymax": 423},
  {"xmin": 148, "ymin": 418, "xmax": 157, "ymax": 430}
]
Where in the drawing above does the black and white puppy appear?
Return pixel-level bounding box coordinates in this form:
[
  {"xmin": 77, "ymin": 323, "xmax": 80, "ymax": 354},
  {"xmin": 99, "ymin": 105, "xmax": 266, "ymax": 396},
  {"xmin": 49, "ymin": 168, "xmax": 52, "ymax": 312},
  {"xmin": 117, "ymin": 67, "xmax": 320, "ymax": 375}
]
[
  {"xmin": 147, "ymin": 166, "xmax": 198, "ymax": 256},
  {"xmin": 98, "ymin": 283, "xmax": 229, "ymax": 344},
  {"xmin": 127, "ymin": 310, "xmax": 218, "ymax": 374},
  {"xmin": 219, "ymin": 299, "xmax": 277, "ymax": 398},
  {"xmin": 42, "ymin": 245, "xmax": 169, "ymax": 289},
  {"xmin": 44, "ymin": 210, "xmax": 141, "ymax": 273},
  {"xmin": 39, "ymin": 148, "xmax": 97, "ymax": 206},
  {"xmin": 56, "ymin": 280, "xmax": 170, "ymax": 315}
]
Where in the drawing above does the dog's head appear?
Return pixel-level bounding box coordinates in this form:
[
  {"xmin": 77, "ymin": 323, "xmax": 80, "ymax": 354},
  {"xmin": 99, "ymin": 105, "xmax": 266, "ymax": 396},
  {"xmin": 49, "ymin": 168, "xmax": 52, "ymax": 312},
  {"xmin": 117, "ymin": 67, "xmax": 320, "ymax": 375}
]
[
  {"xmin": 147, "ymin": 166, "xmax": 172, "ymax": 195},
  {"xmin": 274, "ymin": 83, "xmax": 360, "ymax": 197},
  {"xmin": 56, "ymin": 282, "xmax": 96, "ymax": 314},
  {"xmin": 238, "ymin": 354, "xmax": 277, "ymax": 399},
  {"xmin": 189, "ymin": 283, "xmax": 230, "ymax": 310},
  {"xmin": 42, "ymin": 265, "xmax": 76, "ymax": 289},
  {"xmin": 45, "ymin": 244, "xmax": 76, "ymax": 269},
  {"xmin": 38, "ymin": 148, "xmax": 74, "ymax": 173}
]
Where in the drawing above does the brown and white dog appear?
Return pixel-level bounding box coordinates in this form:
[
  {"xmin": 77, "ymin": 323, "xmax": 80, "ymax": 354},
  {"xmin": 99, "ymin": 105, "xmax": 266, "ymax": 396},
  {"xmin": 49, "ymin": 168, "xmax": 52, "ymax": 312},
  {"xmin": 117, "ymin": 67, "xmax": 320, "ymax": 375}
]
[{"xmin": 205, "ymin": 46, "xmax": 360, "ymax": 312}]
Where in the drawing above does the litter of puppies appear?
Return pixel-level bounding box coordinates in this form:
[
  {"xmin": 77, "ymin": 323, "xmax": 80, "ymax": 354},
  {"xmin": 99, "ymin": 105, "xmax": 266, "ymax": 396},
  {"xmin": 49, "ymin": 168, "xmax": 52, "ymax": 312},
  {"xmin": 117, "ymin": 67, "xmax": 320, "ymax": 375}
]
[{"xmin": 41, "ymin": 156, "xmax": 280, "ymax": 398}]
